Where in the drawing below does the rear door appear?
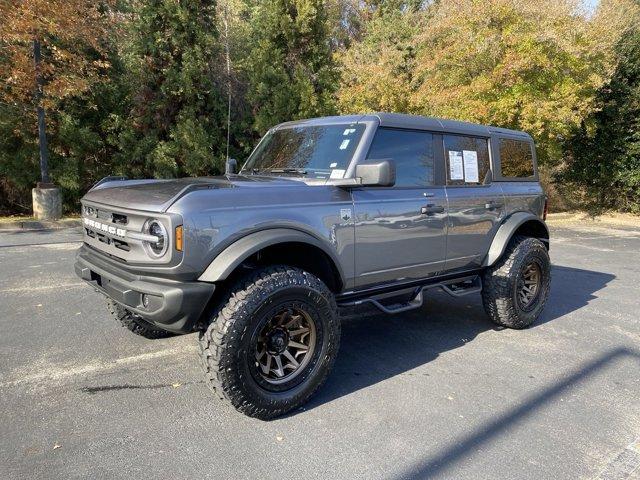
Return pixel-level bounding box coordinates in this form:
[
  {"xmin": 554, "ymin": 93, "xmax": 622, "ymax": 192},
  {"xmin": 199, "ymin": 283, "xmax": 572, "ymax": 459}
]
[
  {"xmin": 442, "ymin": 134, "xmax": 505, "ymax": 271},
  {"xmin": 352, "ymin": 128, "xmax": 447, "ymax": 288}
]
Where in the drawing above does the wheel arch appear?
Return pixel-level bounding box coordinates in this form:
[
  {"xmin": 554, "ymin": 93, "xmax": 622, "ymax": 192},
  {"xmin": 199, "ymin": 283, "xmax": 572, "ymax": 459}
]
[
  {"xmin": 483, "ymin": 212, "xmax": 549, "ymax": 267},
  {"xmin": 198, "ymin": 228, "xmax": 345, "ymax": 292}
]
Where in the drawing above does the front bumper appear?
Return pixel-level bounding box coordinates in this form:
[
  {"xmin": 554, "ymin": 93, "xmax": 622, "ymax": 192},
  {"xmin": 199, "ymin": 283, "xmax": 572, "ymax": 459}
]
[{"xmin": 75, "ymin": 245, "xmax": 215, "ymax": 333}]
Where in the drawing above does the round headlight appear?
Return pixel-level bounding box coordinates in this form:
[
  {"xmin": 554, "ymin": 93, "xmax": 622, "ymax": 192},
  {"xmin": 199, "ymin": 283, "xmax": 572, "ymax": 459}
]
[{"xmin": 143, "ymin": 219, "xmax": 168, "ymax": 257}]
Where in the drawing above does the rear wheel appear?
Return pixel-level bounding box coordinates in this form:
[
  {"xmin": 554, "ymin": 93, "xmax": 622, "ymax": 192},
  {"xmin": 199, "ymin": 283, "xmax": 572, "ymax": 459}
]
[
  {"xmin": 106, "ymin": 299, "xmax": 172, "ymax": 339},
  {"xmin": 198, "ymin": 266, "xmax": 340, "ymax": 420},
  {"xmin": 482, "ymin": 236, "xmax": 551, "ymax": 329}
]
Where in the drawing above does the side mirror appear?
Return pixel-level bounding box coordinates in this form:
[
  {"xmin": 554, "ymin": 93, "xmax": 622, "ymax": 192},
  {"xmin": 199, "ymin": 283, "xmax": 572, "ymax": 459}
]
[
  {"xmin": 355, "ymin": 159, "xmax": 395, "ymax": 187},
  {"xmin": 225, "ymin": 158, "xmax": 238, "ymax": 175}
]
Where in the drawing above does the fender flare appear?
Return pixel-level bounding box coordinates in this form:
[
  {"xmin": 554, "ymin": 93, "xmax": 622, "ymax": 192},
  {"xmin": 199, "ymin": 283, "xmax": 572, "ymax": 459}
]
[
  {"xmin": 198, "ymin": 228, "xmax": 345, "ymax": 285},
  {"xmin": 483, "ymin": 212, "xmax": 549, "ymax": 267}
]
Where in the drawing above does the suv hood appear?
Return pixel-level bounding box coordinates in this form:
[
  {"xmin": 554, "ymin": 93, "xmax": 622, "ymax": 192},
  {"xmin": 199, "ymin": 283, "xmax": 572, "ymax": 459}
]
[{"xmin": 82, "ymin": 175, "xmax": 308, "ymax": 212}]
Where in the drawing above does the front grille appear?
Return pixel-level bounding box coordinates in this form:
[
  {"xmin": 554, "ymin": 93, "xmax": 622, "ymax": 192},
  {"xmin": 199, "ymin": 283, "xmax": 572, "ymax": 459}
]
[{"xmin": 86, "ymin": 227, "xmax": 130, "ymax": 252}]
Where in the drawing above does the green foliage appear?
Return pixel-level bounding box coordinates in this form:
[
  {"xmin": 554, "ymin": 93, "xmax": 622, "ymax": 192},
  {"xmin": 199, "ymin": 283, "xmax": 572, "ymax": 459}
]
[
  {"xmin": 117, "ymin": 0, "xmax": 228, "ymax": 178},
  {"xmin": 337, "ymin": 11, "xmax": 419, "ymax": 113},
  {"xmin": 245, "ymin": 0, "xmax": 338, "ymax": 133},
  {"xmin": 561, "ymin": 26, "xmax": 640, "ymax": 213},
  {"xmin": 1, "ymin": 0, "xmax": 640, "ymax": 215}
]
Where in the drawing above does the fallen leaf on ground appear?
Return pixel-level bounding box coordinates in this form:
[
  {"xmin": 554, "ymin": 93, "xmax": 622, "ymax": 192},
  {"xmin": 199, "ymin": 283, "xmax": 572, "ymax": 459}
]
[{"xmin": 53, "ymin": 444, "xmax": 61, "ymax": 450}]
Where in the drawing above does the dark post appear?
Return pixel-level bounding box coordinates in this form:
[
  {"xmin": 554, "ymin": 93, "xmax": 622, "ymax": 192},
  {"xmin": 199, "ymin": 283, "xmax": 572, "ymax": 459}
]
[{"xmin": 33, "ymin": 39, "xmax": 50, "ymax": 185}]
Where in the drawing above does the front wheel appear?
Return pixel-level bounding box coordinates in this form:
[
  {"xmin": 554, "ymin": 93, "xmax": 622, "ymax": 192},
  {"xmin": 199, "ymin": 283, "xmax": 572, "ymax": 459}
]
[
  {"xmin": 482, "ymin": 236, "xmax": 551, "ymax": 329},
  {"xmin": 198, "ymin": 266, "xmax": 340, "ymax": 420}
]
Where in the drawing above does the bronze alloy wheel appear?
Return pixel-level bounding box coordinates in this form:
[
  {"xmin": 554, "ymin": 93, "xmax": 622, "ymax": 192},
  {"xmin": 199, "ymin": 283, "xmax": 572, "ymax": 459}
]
[
  {"xmin": 254, "ymin": 306, "xmax": 317, "ymax": 385},
  {"xmin": 516, "ymin": 260, "xmax": 542, "ymax": 311}
]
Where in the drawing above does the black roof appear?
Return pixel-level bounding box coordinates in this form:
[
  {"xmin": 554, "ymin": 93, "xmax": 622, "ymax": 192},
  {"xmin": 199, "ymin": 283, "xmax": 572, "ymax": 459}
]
[{"xmin": 279, "ymin": 112, "xmax": 532, "ymax": 140}]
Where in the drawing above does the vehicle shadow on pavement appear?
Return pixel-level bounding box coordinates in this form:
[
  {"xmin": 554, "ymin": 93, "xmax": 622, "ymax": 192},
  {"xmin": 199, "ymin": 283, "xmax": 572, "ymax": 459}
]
[{"xmin": 305, "ymin": 265, "xmax": 615, "ymax": 413}]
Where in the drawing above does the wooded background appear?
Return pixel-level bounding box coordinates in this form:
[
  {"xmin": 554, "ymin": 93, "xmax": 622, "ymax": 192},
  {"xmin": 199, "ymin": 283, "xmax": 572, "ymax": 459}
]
[{"xmin": 1, "ymin": 0, "xmax": 639, "ymax": 214}]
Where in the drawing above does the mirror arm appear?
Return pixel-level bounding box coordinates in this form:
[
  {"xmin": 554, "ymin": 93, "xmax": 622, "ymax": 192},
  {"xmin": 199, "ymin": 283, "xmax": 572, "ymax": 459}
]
[{"xmin": 329, "ymin": 177, "xmax": 362, "ymax": 188}]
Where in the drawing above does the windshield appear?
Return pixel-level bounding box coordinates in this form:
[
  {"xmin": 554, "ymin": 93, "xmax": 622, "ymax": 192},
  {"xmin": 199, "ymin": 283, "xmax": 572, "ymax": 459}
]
[{"xmin": 243, "ymin": 124, "xmax": 366, "ymax": 179}]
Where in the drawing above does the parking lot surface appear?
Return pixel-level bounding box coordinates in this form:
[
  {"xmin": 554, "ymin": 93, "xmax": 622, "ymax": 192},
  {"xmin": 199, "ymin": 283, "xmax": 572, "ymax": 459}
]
[{"xmin": 0, "ymin": 223, "xmax": 639, "ymax": 479}]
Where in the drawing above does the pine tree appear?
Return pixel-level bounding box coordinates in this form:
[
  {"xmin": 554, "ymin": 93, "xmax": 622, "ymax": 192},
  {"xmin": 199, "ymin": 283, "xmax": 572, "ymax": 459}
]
[
  {"xmin": 246, "ymin": 0, "xmax": 338, "ymax": 133},
  {"xmin": 120, "ymin": 0, "xmax": 228, "ymax": 178}
]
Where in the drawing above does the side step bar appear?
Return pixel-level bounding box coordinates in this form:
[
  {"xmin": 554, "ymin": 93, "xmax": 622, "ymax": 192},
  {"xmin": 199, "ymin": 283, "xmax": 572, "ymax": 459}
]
[{"xmin": 338, "ymin": 275, "xmax": 482, "ymax": 315}]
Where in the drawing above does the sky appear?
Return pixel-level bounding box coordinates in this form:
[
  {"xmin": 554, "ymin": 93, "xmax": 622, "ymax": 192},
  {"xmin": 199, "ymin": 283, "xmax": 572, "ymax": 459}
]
[{"xmin": 583, "ymin": 0, "xmax": 600, "ymax": 12}]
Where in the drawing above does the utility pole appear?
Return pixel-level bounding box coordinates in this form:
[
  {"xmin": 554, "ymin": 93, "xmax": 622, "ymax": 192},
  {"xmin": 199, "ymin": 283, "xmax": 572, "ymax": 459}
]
[
  {"xmin": 31, "ymin": 38, "xmax": 60, "ymax": 220},
  {"xmin": 33, "ymin": 38, "xmax": 50, "ymax": 185}
]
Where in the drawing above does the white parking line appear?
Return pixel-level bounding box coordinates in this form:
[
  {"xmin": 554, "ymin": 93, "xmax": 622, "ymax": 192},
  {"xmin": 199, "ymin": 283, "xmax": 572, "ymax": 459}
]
[{"xmin": 1, "ymin": 345, "xmax": 197, "ymax": 387}]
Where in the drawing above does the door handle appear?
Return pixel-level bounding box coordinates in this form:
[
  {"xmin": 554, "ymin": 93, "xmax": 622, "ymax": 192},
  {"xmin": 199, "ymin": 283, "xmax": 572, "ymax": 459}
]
[
  {"xmin": 485, "ymin": 201, "xmax": 503, "ymax": 210},
  {"xmin": 421, "ymin": 204, "xmax": 445, "ymax": 215}
]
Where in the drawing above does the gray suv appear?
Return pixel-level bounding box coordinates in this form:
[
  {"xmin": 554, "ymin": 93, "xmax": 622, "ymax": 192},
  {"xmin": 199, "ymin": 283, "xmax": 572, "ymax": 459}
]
[{"xmin": 75, "ymin": 113, "xmax": 551, "ymax": 419}]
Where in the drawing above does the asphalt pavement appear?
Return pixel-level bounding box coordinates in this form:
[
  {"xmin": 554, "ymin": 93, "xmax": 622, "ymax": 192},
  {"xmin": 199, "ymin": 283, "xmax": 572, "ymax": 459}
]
[{"xmin": 0, "ymin": 223, "xmax": 638, "ymax": 479}]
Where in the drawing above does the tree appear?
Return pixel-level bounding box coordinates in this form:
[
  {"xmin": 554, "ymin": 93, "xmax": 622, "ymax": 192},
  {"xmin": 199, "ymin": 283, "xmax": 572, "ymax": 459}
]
[
  {"xmin": 337, "ymin": 11, "xmax": 420, "ymax": 114},
  {"xmin": 0, "ymin": 0, "xmax": 115, "ymax": 211},
  {"xmin": 411, "ymin": 0, "xmax": 639, "ymax": 165},
  {"xmin": 118, "ymin": 0, "xmax": 228, "ymax": 178},
  {"xmin": 245, "ymin": 0, "xmax": 339, "ymax": 133},
  {"xmin": 337, "ymin": 0, "xmax": 637, "ymax": 166},
  {"xmin": 562, "ymin": 18, "xmax": 640, "ymax": 212}
]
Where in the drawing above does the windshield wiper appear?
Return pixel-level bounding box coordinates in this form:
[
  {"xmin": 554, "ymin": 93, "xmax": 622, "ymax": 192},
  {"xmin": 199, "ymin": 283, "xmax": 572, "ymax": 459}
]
[{"xmin": 265, "ymin": 168, "xmax": 308, "ymax": 175}]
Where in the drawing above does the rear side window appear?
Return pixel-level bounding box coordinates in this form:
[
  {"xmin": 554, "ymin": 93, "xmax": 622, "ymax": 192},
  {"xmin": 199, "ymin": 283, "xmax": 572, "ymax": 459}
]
[
  {"xmin": 499, "ymin": 139, "xmax": 534, "ymax": 178},
  {"xmin": 366, "ymin": 128, "xmax": 434, "ymax": 187},
  {"xmin": 444, "ymin": 135, "xmax": 491, "ymax": 186}
]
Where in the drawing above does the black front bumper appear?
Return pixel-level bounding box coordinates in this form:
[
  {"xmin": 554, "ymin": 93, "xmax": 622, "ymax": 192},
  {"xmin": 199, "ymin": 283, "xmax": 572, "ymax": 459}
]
[{"xmin": 75, "ymin": 245, "xmax": 215, "ymax": 333}]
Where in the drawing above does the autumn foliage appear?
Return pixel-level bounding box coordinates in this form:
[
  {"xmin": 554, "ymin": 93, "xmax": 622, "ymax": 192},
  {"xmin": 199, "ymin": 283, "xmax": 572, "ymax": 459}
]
[{"xmin": 1, "ymin": 0, "xmax": 639, "ymax": 214}]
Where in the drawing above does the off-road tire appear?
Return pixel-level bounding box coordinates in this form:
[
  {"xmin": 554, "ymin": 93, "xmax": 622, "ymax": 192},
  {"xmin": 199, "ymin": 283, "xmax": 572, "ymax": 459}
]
[
  {"xmin": 198, "ymin": 266, "xmax": 340, "ymax": 420},
  {"xmin": 482, "ymin": 235, "xmax": 551, "ymax": 329},
  {"xmin": 106, "ymin": 299, "xmax": 173, "ymax": 339}
]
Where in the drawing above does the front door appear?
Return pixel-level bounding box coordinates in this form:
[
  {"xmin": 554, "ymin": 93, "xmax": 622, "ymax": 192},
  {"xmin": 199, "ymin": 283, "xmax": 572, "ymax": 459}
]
[{"xmin": 352, "ymin": 128, "xmax": 447, "ymax": 288}]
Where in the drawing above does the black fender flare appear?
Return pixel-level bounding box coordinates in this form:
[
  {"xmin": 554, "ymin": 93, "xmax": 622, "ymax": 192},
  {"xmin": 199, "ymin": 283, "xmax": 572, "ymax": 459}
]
[
  {"xmin": 197, "ymin": 228, "xmax": 345, "ymax": 286},
  {"xmin": 483, "ymin": 212, "xmax": 549, "ymax": 267}
]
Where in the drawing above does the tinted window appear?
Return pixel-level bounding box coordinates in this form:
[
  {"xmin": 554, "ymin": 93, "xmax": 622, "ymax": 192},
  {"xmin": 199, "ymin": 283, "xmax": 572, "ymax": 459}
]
[
  {"xmin": 443, "ymin": 135, "xmax": 491, "ymax": 186},
  {"xmin": 366, "ymin": 128, "xmax": 434, "ymax": 187},
  {"xmin": 499, "ymin": 138, "xmax": 534, "ymax": 178}
]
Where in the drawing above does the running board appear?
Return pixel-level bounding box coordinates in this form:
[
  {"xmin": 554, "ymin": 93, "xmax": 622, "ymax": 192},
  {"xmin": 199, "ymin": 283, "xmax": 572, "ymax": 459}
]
[{"xmin": 338, "ymin": 275, "xmax": 482, "ymax": 315}]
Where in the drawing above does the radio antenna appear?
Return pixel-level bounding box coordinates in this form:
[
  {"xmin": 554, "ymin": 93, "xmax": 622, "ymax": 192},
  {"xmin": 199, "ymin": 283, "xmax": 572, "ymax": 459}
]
[{"xmin": 223, "ymin": 0, "xmax": 231, "ymax": 162}]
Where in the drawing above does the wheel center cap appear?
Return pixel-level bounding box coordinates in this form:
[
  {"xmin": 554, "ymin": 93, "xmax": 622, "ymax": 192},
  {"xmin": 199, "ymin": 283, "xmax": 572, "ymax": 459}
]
[{"xmin": 267, "ymin": 329, "xmax": 288, "ymax": 354}]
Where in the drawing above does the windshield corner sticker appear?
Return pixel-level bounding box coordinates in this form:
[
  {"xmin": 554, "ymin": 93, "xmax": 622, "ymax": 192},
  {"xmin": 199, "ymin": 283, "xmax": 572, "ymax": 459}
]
[
  {"xmin": 462, "ymin": 150, "xmax": 479, "ymax": 183},
  {"xmin": 340, "ymin": 208, "xmax": 352, "ymax": 222},
  {"xmin": 330, "ymin": 169, "xmax": 345, "ymax": 179},
  {"xmin": 343, "ymin": 128, "xmax": 356, "ymax": 135},
  {"xmin": 339, "ymin": 139, "xmax": 350, "ymax": 150},
  {"xmin": 449, "ymin": 151, "xmax": 464, "ymax": 180},
  {"xmin": 329, "ymin": 162, "xmax": 338, "ymax": 168}
]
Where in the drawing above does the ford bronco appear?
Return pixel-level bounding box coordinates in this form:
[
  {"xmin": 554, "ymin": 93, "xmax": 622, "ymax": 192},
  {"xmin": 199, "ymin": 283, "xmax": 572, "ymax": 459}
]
[{"xmin": 75, "ymin": 113, "xmax": 551, "ymax": 419}]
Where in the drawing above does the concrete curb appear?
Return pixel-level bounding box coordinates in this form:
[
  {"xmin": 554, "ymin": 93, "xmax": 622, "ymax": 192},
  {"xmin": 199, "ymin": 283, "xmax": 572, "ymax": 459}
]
[{"xmin": 0, "ymin": 218, "xmax": 81, "ymax": 231}]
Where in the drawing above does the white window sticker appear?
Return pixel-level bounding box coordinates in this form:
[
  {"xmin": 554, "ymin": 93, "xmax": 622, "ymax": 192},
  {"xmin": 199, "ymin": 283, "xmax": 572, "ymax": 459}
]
[
  {"xmin": 343, "ymin": 128, "xmax": 356, "ymax": 135},
  {"xmin": 463, "ymin": 150, "xmax": 479, "ymax": 183},
  {"xmin": 330, "ymin": 169, "xmax": 345, "ymax": 179},
  {"xmin": 329, "ymin": 162, "xmax": 337, "ymax": 168},
  {"xmin": 339, "ymin": 139, "xmax": 350, "ymax": 150},
  {"xmin": 449, "ymin": 151, "xmax": 464, "ymax": 180}
]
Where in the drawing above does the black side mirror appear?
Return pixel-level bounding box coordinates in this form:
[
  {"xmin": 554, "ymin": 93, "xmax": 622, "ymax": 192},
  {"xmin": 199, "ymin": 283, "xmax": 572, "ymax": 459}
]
[
  {"xmin": 225, "ymin": 158, "xmax": 238, "ymax": 175},
  {"xmin": 355, "ymin": 159, "xmax": 395, "ymax": 187}
]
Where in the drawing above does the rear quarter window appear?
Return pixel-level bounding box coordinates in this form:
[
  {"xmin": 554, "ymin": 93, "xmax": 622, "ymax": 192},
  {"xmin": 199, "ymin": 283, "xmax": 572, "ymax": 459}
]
[{"xmin": 499, "ymin": 139, "xmax": 535, "ymax": 178}]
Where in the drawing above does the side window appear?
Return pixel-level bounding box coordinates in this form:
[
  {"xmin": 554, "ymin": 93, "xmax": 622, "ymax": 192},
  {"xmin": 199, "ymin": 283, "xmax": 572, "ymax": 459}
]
[
  {"xmin": 366, "ymin": 128, "xmax": 434, "ymax": 187},
  {"xmin": 499, "ymin": 138, "xmax": 534, "ymax": 178},
  {"xmin": 443, "ymin": 135, "xmax": 491, "ymax": 186}
]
